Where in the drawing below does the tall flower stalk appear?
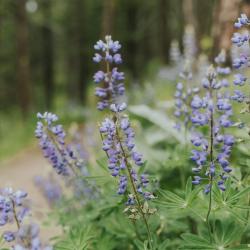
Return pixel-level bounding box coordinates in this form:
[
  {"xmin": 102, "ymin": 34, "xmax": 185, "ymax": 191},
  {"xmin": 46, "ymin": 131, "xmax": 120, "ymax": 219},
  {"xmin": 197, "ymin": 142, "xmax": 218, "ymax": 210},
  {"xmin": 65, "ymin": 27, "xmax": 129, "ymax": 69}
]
[
  {"xmin": 190, "ymin": 64, "xmax": 234, "ymax": 242},
  {"xmin": 232, "ymin": 13, "xmax": 250, "ymax": 225},
  {"xmin": 174, "ymin": 61, "xmax": 198, "ymax": 132},
  {"xmin": 93, "ymin": 36, "xmax": 155, "ymax": 248},
  {"xmin": 173, "ymin": 61, "xmax": 199, "ymax": 187},
  {"xmin": 231, "ymin": 14, "xmax": 250, "ymax": 106},
  {"xmin": 35, "ymin": 112, "xmax": 97, "ymax": 201}
]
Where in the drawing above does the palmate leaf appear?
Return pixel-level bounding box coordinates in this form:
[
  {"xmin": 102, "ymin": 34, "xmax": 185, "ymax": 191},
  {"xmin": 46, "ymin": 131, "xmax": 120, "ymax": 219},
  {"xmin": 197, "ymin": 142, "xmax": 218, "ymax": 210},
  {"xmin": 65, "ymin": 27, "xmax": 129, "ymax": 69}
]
[
  {"xmin": 226, "ymin": 186, "xmax": 250, "ymax": 204},
  {"xmin": 94, "ymin": 235, "xmax": 117, "ymax": 250},
  {"xmin": 134, "ymin": 238, "xmax": 171, "ymax": 250},
  {"xmin": 157, "ymin": 239, "xmax": 171, "ymax": 250},
  {"xmin": 213, "ymin": 220, "xmax": 244, "ymax": 246},
  {"xmin": 100, "ymin": 212, "xmax": 135, "ymax": 238},
  {"xmin": 54, "ymin": 226, "xmax": 94, "ymax": 250},
  {"xmin": 133, "ymin": 239, "xmax": 148, "ymax": 250},
  {"xmin": 212, "ymin": 181, "xmax": 250, "ymax": 224},
  {"xmin": 180, "ymin": 220, "xmax": 249, "ymax": 250},
  {"xmin": 179, "ymin": 233, "xmax": 215, "ymax": 249},
  {"xmin": 154, "ymin": 178, "xmax": 203, "ymax": 219}
]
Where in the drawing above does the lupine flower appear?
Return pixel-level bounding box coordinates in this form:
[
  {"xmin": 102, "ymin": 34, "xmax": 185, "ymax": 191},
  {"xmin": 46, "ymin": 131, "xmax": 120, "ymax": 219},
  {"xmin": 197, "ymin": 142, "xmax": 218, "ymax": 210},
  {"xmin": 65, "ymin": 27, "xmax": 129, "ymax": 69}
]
[
  {"xmin": 233, "ymin": 73, "xmax": 247, "ymax": 86},
  {"xmin": 34, "ymin": 176, "xmax": 62, "ymax": 207},
  {"xmin": 35, "ymin": 112, "xmax": 69, "ymax": 175},
  {"xmin": 35, "ymin": 112, "xmax": 98, "ymax": 202},
  {"xmin": 214, "ymin": 50, "xmax": 231, "ymax": 89},
  {"xmin": 0, "ymin": 187, "xmax": 28, "ymax": 230},
  {"xmin": 93, "ymin": 35, "xmax": 125, "ymax": 111},
  {"xmin": 94, "ymin": 37, "xmax": 154, "ymax": 205},
  {"xmin": 173, "ymin": 61, "xmax": 199, "ymax": 131},
  {"xmin": 0, "ymin": 188, "xmax": 52, "ymax": 250},
  {"xmin": 231, "ymin": 14, "xmax": 250, "ymax": 103},
  {"xmin": 35, "ymin": 112, "xmax": 83, "ymax": 176},
  {"xmin": 190, "ymin": 64, "xmax": 235, "ymax": 192},
  {"xmin": 99, "ymin": 106, "xmax": 153, "ymax": 203},
  {"xmin": 15, "ymin": 223, "xmax": 52, "ymax": 250},
  {"xmin": 231, "ymin": 90, "xmax": 245, "ymax": 102},
  {"xmin": 234, "ymin": 14, "xmax": 249, "ymax": 28}
]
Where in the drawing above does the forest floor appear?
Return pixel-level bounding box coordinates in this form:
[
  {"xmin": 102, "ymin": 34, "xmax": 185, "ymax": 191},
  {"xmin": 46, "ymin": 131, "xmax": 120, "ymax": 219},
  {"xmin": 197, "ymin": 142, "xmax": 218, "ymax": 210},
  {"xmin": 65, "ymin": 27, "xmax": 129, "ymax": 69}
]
[{"xmin": 0, "ymin": 146, "xmax": 61, "ymax": 244}]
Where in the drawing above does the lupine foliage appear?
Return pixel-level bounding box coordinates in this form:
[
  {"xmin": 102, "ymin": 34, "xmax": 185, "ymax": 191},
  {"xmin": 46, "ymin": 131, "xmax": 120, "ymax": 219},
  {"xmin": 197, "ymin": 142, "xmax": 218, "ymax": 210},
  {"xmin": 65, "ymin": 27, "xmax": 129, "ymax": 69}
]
[{"xmin": 1, "ymin": 14, "xmax": 250, "ymax": 250}]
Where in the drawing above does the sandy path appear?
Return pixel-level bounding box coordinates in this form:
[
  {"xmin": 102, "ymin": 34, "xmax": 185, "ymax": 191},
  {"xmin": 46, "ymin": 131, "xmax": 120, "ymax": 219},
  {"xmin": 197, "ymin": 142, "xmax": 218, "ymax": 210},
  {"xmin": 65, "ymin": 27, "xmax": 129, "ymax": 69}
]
[{"xmin": 0, "ymin": 146, "xmax": 61, "ymax": 244}]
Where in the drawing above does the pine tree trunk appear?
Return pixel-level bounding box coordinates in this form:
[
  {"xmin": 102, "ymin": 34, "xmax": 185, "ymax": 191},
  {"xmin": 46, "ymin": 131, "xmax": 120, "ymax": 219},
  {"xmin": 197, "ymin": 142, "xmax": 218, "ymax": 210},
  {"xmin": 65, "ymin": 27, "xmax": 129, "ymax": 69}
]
[
  {"xmin": 66, "ymin": 0, "xmax": 87, "ymax": 105},
  {"xmin": 158, "ymin": 0, "xmax": 170, "ymax": 63},
  {"xmin": 212, "ymin": 0, "xmax": 240, "ymax": 56},
  {"xmin": 15, "ymin": 0, "xmax": 32, "ymax": 117},
  {"xmin": 41, "ymin": 0, "xmax": 54, "ymax": 109},
  {"xmin": 101, "ymin": 0, "xmax": 116, "ymax": 37}
]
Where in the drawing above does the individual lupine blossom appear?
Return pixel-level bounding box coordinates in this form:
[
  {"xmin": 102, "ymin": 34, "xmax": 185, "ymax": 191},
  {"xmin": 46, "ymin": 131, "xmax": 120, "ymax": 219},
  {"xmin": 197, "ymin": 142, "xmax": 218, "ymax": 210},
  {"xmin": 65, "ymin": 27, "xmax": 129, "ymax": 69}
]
[
  {"xmin": 35, "ymin": 112, "xmax": 83, "ymax": 176},
  {"xmin": 190, "ymin": 66, "xmax": 234, "ymax": 193},
  {"xmin": 99, "ymin": 103, "xmax": 153, "ymax": 205},
  {"xmin": 174, "ymin": 62, "xmax": 199, "ymax": 131},
  {"xmin": 93, "ymin": 35, "xmax": 125, "ymax": 111},
  {"xmin": 214, "ymin": 50, "xmax": 231, "ymax": 88},
  {"xmin": 231, "ymin": 13, "xmax": 250, "ymax": 103}
]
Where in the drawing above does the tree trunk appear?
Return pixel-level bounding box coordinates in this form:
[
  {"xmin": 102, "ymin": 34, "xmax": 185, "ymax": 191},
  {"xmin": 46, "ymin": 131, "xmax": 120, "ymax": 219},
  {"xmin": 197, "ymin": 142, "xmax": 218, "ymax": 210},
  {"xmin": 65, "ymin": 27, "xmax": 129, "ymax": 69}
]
[
  {"xmin": 183, "ymin": 0, "xmax": 197, "ymax": 27},
  {"xmin": 125, "ymin": 0, "xmax": 138, "ymax": 77},
  {"xmin": 101, "ymin": 0, "xmax": 116, "ymax": 37},
  {"xmin": 66, "ymin": 0, "xmax": 87, "ymax": 105},
  {"xmin": 41, "ymin": 0, "xmax": 54, "ymax": 109},
  {"xmin": 212, "ymin": 0, "xmax": 240, "ymax": 57},
  {"xmin": 15, "ymin": 0, "xmax": 32, "ymax": 117},
  {"xmin": 158, "ymin": 0, "xmax": 170, "ymax": 63},
  {"xmin": 75, "ymin": 0, "xmax": 87, "ymax": 104}
]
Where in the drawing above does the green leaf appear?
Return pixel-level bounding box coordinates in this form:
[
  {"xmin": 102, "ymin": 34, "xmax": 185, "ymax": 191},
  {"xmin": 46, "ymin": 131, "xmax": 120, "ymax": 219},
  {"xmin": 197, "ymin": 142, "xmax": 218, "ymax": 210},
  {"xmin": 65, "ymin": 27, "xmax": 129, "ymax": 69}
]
[
  {"xmin": 180, "ymin": 233, "xmax": 215, "ymax": 249},
  {"xmin": 227, "ymin": 245, "xmax": 250, "ymax": 249},
  {"xmin": 227, "ymin": 187, "xmax": 250, "ymax": 203},
  {"xmin": 54, "ymin": 226, "xmax": 94, "ymax": 250},
  {"xmin": 157, "ymin": 239, "xmax": 171, "ymax": 250},
  {"xmin": 96, "ymin": 159, "xmax": 109, "ymax": 173},
  {"xmin": 225, "ymin": 207, "xmax": 247, "ymax": 224}
]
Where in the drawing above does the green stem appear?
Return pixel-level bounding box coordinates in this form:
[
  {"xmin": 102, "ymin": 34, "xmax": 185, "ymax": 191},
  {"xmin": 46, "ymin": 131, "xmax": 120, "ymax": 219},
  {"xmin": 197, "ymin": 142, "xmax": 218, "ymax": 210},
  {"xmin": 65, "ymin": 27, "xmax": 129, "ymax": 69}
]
[
  {"xmin": 11, "ymin": 199, "xmax": 20, "ymax": 230},
  {"xmin": 206, "ymin": 77, "xmax": 215, "ymax": 243},
  {"xmin": 245, "ymin": 187, "xmax": 250, "ymax": 225},
  {"xmin": 11, "ymin": 199, "xmax": 29, "ymax": 247},
  {"xmin": 132, "ymin": 220, "xmax": 142, "ymax": 241},
  {"xmin": 115, "ymin": 116, "xmax": 153, "ymax": 249},
  {"xmin": 206, "ymin": 182, "xmax": 213, "ymax": 243}
]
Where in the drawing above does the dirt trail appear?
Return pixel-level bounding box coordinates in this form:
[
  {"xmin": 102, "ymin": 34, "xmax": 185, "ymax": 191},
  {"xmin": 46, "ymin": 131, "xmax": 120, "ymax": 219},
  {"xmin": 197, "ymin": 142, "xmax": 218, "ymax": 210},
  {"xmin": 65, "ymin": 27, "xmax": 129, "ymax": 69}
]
[{"xmin": 0, "ymin": 146, "xmax": 61, "ymax": 243}]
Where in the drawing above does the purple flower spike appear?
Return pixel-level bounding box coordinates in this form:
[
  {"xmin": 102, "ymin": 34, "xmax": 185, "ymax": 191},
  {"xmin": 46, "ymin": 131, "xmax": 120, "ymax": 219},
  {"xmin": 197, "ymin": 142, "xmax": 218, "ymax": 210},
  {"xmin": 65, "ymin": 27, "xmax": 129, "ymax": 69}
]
[
  {"xmin": 93, "ymin": 35, "xmax": 125, "ymax": 111},
  {"xmin": 190, "ymin": 60, "xmax": 235, "ymax": 193}
]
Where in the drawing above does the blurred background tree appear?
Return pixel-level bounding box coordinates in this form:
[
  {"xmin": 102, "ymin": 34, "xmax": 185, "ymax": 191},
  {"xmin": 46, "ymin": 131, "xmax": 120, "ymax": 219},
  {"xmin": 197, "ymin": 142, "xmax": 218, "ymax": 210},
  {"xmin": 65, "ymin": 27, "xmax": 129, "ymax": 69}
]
[{"xmin": 1, "ymin": 0, "xmax": 249, "ymax": 117}]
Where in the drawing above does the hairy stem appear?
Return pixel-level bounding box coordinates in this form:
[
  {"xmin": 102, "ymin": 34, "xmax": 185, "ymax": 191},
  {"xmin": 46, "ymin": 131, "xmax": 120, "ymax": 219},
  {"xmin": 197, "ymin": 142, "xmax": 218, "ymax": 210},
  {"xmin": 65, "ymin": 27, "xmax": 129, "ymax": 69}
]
[
  {"xmin": 115, "ymin": 116, "xmax": 153, "ymax": 249},
  {"xmin": 11, "ymin": 199, "xmax": 20, "ymax": 230},
  {"xmin": 11, "ymin": 199, "xmax": 30, "ymax": 248},
  {"xmin": 206, "ymin": 80, "xmax": 214, "ymax": 243}
]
